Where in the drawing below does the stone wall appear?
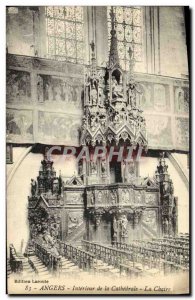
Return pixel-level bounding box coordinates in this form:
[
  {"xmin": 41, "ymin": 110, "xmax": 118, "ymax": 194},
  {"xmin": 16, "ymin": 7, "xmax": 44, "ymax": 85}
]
[
  {"xmin": 7, "ymin": 54, "xmax": 189, "ymax": 151},
  {"xmin": 6, "ymin": 6, "xmax": 189, "ymax": 78}
]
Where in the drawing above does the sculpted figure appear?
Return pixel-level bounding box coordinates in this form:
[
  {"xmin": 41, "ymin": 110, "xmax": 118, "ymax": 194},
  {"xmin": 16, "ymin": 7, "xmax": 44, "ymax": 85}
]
[
  {"xmin": 163, "ymin": 218, "xmax": 169, "ymax": 235},
  {"xmin": 113, "ymin": 216, "xmax": 118, "ymax": 238},
  {"xmin": 112, "ymin": 76, "xmax": 123, "ymax": 99},
  {"xmin": 46, "ymin": 82, "xmax": 53, "ymax": 101},
  {"xmin": 31, "ymin": 179, "xmax": 37, "ymax": 196},
  {"xmin": 120, "ymin": 215, "xmax": 128, "ymax": 237},
  {"xmin": 113, "ymin": 112, "xmax": 120, "ymax": 125},
  {"xmin": 90, "ymin": 83, "xmax": 98, "ymax": 105},
  {"xmin": 101, "ymin": 160, "xmax": 107, "ymax": 175},
  {"xmin": 37, "ymin": 75, "xmax": 44, "ymax": 102},
  {"xmin": 127, "ymin": 80, "xmax": 137, "ymax": 108},
  {"xmin": 91, "ymin": 161, "xmax": 97, "ymax": 174}
]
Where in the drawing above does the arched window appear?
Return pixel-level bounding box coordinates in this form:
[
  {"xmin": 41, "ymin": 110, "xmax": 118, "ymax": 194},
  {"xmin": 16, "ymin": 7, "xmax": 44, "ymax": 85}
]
[
  {"xmin": 107, "ymin": 6, "xmax": 143, "ymax": 71},
  {"xmin": 45, "ymin": 6, "xmax": 84, "ymax": 63}
]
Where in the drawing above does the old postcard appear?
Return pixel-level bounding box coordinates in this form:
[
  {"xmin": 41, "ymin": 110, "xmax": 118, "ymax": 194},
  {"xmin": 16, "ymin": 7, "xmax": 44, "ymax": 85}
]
[{"xmin": 6, "ymin": 6, "xmax": 190, "ymax": 295}]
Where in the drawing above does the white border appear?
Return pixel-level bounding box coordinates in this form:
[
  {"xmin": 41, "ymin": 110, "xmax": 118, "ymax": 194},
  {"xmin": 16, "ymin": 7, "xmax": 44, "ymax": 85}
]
[{"xmin": 0, "ymin": 1, "xmax": 193, "ymax": 299}]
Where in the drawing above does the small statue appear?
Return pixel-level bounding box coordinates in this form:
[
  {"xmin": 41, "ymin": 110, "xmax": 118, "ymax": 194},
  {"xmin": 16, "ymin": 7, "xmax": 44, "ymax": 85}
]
[
  {"xmin": 112, "ymin": 76, "xmax": 123, "ymax": 99},
  {"xmin": 19, "ymin": 74, "xmax": 28, "ymax": 97},
  {"xmin": 31, "ymin": 179, "xmax": 37, "ymax": 196},
  {"xmin": 95, "ymin": 215, "xmax": 101, "ymax": 227},
  {"xmin": 82, "ymin": 117, "xmax": 87, "ymax": 129},
  {"xmin": 90, "ymin": 82, "xmax": 98, "ymax": 105},
  {"xmin": 91, "ymin": 161, "xmax": 97, "ymax": 174},
  {"xmin": 37, "ymin": 75, "xmax": 44, "ymax": 102},
  {"xmin": 110, "ymin": 191, "xmax": 117, "ymax": 204},
  {"xmin": 62, "ymin": 81, "xmax": 67, "ymax": 101},
  {"xmin": 163, "ymin": 182, "xmax": 171, "ymax": 196},
  {"xmin": 127, "ymin": 79, "xmax": 137, "ymax": 108},
  {"xmin": 90, "ymin": 192, "xmax": 95, "ymax": 205},
  {"xmin": 163, "ymin": 218, "xmax": 169, "ymax": 235},
  {"xmin": 12, "ymin": 80, "xmax": 19, "ymax": 99},
  {"xmin": 113, "ymin": 112, "xmax": 120, "ymax": 125},
  {"xmin": 101, "ymin": 160, "xmax": 107, "ymax": 175},
  {"xmin": 113, "ymin": 216, "xmax": 118, "ymax": 238},
  {"xmin": 45, "ymin": 82, "xmax": 53, "ymax": 101},
  {"xmin": 120, "ymin": 215, "xmax": 128, "ymax": 237}
]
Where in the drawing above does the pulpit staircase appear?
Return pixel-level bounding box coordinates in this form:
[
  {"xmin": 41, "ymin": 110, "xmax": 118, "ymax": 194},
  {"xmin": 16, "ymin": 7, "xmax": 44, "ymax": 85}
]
[
  {"xmin": 28, "ymin": 256, "xmax": 52, "ymax": 279},
  {"xmin": 7, "ymin": 259, "xmax": 12, "ymax": 278}
]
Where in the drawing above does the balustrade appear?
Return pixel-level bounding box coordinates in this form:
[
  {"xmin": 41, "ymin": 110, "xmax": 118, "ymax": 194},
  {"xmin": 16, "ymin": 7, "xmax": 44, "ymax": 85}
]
[
  {"xmin": 9, "ymin": 244, "xmax": 23, "ymax": 274},
  {"xmin": 60, "ymin": 242, "xmax": 95, "ymax": 270},
  {"xmin": 113, "ymin": 236, "xmax": 189, "ymax": 273},
  {"xmin": 29, "ymin": 236, "xmax": 189, "ymax": 278},
  {"xmin": 34, "ymin": 242, "xmax": 61, "ymax": 274}
]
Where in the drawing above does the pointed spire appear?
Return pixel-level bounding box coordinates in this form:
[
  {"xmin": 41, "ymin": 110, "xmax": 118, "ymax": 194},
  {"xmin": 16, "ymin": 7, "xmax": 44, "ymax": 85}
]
[
  {"xmin": 108, "ymin": 7, "xmax": 120, "ymax": 69},
  {"xmin": 128, "ymin": 45, "xmax": 135, "ymax": 80},
  {"xmin": 90, "ymin": 41, "xmax": 96, "ymax": 78}
]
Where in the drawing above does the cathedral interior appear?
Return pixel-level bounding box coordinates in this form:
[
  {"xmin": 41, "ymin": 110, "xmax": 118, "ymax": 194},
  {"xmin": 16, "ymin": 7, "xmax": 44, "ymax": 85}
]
[{"xmin": 7, "ymin": 6, "xmax": 189, "ymax": 280}]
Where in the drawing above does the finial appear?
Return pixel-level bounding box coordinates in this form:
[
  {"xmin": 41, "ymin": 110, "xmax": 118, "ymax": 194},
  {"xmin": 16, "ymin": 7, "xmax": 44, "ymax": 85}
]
[
  {"xmin": 108, "ymin": 7, "xmax": 120, "ymax": 69},
  {"xmin": 128, "ymin": 46, "xmax": 133, "ymax": 60},
  {"xmin": 89, "ymin": 41, "xmax": 97, "ymax": 78},
  {"xmin": 128, "ymin": 45, "xmax": 135, "ymax": 80},
  {"xmin": 44, "ymin": 146, "xmax": 50, "ymax": 161},
  {"xmin": 159, "ymin": 152, "xmax": 166, "ymax": 164},
  {"xmin": 90, "ymin": 41, "xmax": 95, "ymax": 53},
  {"xmin": 110, "ymin": 6, "xmax": 116, "ymax": 31}
]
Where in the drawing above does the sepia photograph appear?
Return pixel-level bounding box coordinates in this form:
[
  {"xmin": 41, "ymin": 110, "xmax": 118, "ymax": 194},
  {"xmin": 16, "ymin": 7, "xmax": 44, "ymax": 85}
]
[{"xmin": 6, "ymin": 5, "xmax": 190, "ymax": 295}]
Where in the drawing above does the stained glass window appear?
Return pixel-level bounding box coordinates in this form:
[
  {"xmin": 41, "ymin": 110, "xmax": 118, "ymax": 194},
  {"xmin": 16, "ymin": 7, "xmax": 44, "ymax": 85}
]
[
  {"xmin": 107, "ymin": 6, "xmax": 143, "ymax": 71},
  {"xmin": 45, "ymin": 7, "xmax": 84, "ymax": 64}
]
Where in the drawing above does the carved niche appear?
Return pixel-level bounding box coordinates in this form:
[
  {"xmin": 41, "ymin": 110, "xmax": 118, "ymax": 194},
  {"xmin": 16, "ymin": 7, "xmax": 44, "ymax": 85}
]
[
  {"xmin": 87, "ymin": 190, "xmax": 95, "ymax": 206},
  {"xmin": 96, "ymin": 190, "xmax": 104, "ymax": 205},
  {"xmin": 124, "ymin": 160, "xmax": 137, "ymax": 182},
  {"xmin": 107, "ymin": 189, "xmax": 118, "ymax": 206},
  {"xmin": 134, "ymin": 190, "xmax": 144, "ymax": 205},
  {"xmin": 120, "ymin": 189, "xmax": 130, "ymax": 205}
]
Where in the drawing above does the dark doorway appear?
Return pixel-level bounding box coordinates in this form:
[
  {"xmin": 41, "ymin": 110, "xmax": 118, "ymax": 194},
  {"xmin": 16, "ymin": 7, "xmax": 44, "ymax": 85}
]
[{"xmin": 109, "ymin": 161, "xmax": 122, "ymax": 183}]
